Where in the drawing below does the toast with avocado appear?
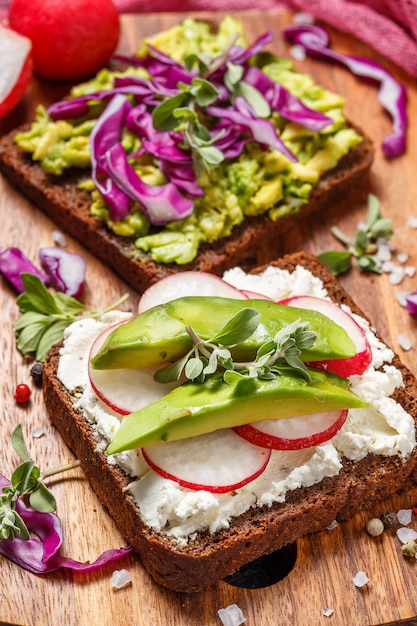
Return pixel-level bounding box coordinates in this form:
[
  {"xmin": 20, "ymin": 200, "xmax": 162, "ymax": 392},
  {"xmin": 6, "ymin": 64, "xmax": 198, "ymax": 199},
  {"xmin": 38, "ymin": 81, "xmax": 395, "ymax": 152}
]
[
  {"xmin": 0, "ymin": 17, "xmax": 373, "ymax": 293},
  {"xmin": 42, "ymin": 251, "xmax": 417, "ymax": 592}
]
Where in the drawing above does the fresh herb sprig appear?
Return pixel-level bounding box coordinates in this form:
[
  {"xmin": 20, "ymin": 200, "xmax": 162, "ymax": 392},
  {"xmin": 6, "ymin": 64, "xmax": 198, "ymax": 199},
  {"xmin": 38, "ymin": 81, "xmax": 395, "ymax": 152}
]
[
  {"xmin": 0, "ymin": 426, "xmax": 80, "ymax": 542},
  {"xmin": 318, "ymin": 194, "xmax": 393, "ymax": 276},
  {"xmin": 154, "ymin": 308, "xmax": 317, "ymax": 384},
  {"xmin": 14, "ymin": 273, "xmax": 129, "ymax": 362}
]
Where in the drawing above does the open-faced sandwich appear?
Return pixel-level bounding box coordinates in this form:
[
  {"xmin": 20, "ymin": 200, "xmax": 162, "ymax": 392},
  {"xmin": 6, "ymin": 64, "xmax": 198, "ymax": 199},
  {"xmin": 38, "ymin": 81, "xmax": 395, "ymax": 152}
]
[
  {"xmin": 0, "ymin": 17, "xmax": 373, "ymax": 293},
  {"xmin": 42, "ymin": 251, "xmax": 417, "ymax": 592}
]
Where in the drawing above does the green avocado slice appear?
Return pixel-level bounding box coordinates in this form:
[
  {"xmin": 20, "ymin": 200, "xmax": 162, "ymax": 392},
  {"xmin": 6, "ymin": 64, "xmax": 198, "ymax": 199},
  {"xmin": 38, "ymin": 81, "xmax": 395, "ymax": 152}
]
[
  {"xmin": 106, "ymin": 368, "xmax": 368, "ymax": 453},
  {"xmin": 91, "ymin": 296, "xmax": 356, "ymax": 370}
]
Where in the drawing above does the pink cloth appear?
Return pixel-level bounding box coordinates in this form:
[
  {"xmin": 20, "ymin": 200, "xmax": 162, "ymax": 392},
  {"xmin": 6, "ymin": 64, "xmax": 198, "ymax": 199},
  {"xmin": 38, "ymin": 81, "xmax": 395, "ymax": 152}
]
[{"xmin": 114, "ymin": 0, "xmax": 417, "ymax": 77}]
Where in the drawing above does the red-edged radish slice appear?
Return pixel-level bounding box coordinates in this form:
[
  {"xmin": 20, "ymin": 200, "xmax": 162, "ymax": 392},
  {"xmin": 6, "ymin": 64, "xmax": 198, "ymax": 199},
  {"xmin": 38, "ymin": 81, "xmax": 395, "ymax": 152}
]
[
  {"xmin": 278, "ymin": 295, "xmax": 372, "ymax": 377},
  {"xmin": 138, "ymin": 271, "xmax": 247, "ymax": 313},
  {"xmin": 0, "ymin": 25, "xmax": 33, "ymax": 119},
  {"xmin": 88, "ymin": 321, "xmax": 178, "ymax": 415},
  {"xmin": 142, "ymin": 429, "xmax": 271, "ymax": 493},
  {"xmin": 234, "ymin": 409, "xmax": 348, "ymax": 450},
  {"xmin": 240, "ymin": 289, "xmax": 274, "ymax": 300}
]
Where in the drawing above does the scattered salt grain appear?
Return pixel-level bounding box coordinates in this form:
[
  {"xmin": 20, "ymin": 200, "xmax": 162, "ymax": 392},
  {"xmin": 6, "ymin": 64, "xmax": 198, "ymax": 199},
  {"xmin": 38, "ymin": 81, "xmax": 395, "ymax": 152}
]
[
  {"xmin": 396, "ymin": 292, "xmax": 408, "ymax": 307},
  {"xmin": 397, "ymin": 253, "xmax": 409, "ymax": 264},
  {"xmin": 397, "ymin": 333, "xmax": 412, "ymax": 351},
  {"xmin": 293, "ymin": 11, "xmax": 315, "ymax": 24},
  {"xmin": 381, "ymin": 261, "xmax": 394, "ymax": 272},
  {"xmin": 322, "ymin": 608, "xmax": 334, "ymax": 618},
  {"xmin": 218, "ymin": 604, "xmax": 246, "ymax": 626},
  {"xmin": 388, "ymin": 266, "xmax": 405, "ymax": 285},
  {"xmin": 377, "ymin": 246, "xmax": 392, "ymax": 264},
  {"xmin": 397, "ymin": 509, "xmax": 413, "ymax": 526},
  {"xmin": 352, "ymin": 571, "xmax": 369, "ymax": 588},
  {"xmin": 289, "ymin": 44, "xmax": 306, "ymax": 61},
  {"xmin": 407, "ymin": 215, "xmax": 417, "ymax": 229},
  {"xmin": 405, "ymin": 265, "xmax": 416, "ymax": 277},
  {"xmin": 326, "ymin": 520, "xmax": 338, "ymax": 531},
  {"xmin": 110, "ymin": 569, "xmax": 132, "ymax": 590},
  {"xmin": 396, "ymin": 527, "xmax": 417, "ymax": 544},
  {"xmin": 51, "ymin": 230, "xmax": 67, "ymax": 247},
  {"xmin": 32, "ymin": 427, "xmax": 45, "ymax": 439}
]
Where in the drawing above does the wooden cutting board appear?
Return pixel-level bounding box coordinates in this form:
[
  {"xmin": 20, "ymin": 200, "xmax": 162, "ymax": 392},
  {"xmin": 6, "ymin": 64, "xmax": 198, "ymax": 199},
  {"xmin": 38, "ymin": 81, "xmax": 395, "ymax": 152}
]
[{"xmin": 1, "ymin": 10, "xmax": 417, "ymax": 626}]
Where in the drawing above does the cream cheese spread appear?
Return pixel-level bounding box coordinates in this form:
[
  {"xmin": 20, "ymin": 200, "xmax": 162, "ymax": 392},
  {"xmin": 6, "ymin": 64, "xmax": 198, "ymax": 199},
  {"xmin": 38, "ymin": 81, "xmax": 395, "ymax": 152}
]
[{"xmin": 57, "ymin": 265, "xmax": 416, "ymax": 544}]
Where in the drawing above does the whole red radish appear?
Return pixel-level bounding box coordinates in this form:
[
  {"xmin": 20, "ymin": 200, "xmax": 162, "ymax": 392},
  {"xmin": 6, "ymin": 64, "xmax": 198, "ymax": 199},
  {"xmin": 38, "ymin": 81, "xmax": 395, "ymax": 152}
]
[
  {"xmin": 0, "ymin": 24, "xmax": 33, "ymax": 118},
  {"xmin": 8, "ymin": 0, "xmax": 120, "ymax": 80}
]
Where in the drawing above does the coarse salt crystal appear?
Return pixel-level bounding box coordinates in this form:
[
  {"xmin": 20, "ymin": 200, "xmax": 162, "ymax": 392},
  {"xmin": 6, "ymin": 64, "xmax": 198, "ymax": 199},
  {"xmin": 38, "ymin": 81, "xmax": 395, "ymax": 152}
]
[
  {"xmin": 32, "ymin": 427, "xmax": 45, "ymax": 438},
  {"xmin": 405, "ymin": 266, "xmax": 416, "ymax": 277},
  {"xmin": 396, "ymin": 292, "xmax": 408, "ymax": 307},
  {"xmin": 323, "ymin": 608, "xmax": 334, "ymax": 618},
  {"xmin": 110, "ymin": 569, "xmax": 132, "ymax": 589},
  {"xmin": 397, "ymin": 253, "xmax": 409, "ymax": 264},
  {"xmin": 397, "ymin": 509, "xmax": 413, "ymax": 525},
  {"xmin": 407, "ymin": 215, "xmax": 417, "ymax": 229},
  {"xmin": 218, "ymin": 604, "xmax": 246, "ymax": 626},
  {"xmin": 352, "ymin": 571, "xmax": 369, "ymax": 588},
  {"xmin": 389, "ymin": 267, "xmax": 405, "ymax": 285},
  {"xmin": 397, "ymin": 333, "xmax": 412, "ymax": 351},
  {"xmin": 377, "ymin": 247, "xmax": 392, "ymax": 263},
  {"xmin": 289, "ymin": 44, "xmax": 306, "ymax": 61},
  {"xmin": 293, "ymin": 11, "xmax": 315, "ymax": 24},
  {"xmin": 396, "ymin": 527, "xmax": 417, "ymax": 544},
  {"xmin": 382, "ymin": 261, "xmax": 394, "ymax": 272},
  {"xmin": 326, "ymin": 520, "xmax": 338, "ymax": 531},
  {"xmin": 51, "ymin": 230, "xmax": 67, "ymax": 247}
]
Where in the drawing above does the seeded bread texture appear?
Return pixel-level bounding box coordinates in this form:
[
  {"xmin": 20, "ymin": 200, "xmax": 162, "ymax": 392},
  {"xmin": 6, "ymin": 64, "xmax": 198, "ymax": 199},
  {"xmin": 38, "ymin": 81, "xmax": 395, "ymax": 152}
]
[
  {"xmin": 0, "ymin": 127, "xmax": 373, "ymax": 293},
  {"xmin": 42, "ymin": 251, "xmax": 417, "ymax": 593}
]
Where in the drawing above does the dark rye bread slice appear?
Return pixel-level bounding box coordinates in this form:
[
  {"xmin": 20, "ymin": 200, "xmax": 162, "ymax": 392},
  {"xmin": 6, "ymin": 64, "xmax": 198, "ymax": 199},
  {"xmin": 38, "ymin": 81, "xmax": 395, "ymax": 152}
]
[
  {"xmin": 0, "ymin": 126, "xmax": 373, "ymax": 293},
  {"xmin": 42, "ymin": 251, "xmax": 417, "ymax": 593}
]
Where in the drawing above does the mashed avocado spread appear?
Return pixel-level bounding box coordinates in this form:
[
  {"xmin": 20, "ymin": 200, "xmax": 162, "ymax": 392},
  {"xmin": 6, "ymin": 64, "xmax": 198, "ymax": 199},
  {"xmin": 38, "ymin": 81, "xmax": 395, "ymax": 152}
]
[{"xmin": 15, "ymin": 17, "xmax": 362, "ymax": 265}]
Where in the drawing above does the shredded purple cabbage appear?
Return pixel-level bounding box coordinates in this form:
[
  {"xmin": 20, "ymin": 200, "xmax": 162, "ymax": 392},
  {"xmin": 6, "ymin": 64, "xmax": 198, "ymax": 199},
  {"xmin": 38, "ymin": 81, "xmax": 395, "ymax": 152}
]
[
  {"xmin": 284, "ymin": 24, "xmax": 407, "ymax": 158},
  {"xmin": 0, "ymin": 475, "xmax": 131, "ymax": 574},
  {"xmin": 39, "ymin": 247, "xmax": 86, "ymax": 298},
  {"xmin": 0, "ymin": 247, "xmax": 48, "ymax": 293},
  {"xmin": 99, "ymin": 142, "xmax": 194, "ymax": 225}
]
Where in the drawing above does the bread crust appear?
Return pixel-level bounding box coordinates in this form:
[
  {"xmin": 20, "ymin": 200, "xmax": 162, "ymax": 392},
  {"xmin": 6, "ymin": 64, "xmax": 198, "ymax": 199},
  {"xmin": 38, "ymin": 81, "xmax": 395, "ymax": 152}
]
[
  {"xmin": 0, "ymin": 127, "xmax": 373, "ymax": 293},
  {"xmin": 42, "ymin": 251, "xmax": 417, "ymax": 592}
]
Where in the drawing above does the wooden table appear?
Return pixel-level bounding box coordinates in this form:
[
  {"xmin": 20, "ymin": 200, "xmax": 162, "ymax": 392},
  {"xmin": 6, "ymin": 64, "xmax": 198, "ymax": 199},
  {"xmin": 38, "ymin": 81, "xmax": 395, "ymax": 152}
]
[{"xmin": 1, "ymin": 10, "xmax": 417, "ymax": 626}]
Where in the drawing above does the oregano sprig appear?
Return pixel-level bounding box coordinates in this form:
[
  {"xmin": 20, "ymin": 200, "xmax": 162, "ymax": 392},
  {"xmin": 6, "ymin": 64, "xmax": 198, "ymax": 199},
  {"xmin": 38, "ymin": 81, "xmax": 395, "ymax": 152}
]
[
  {"xmin": 318, "ymin": 194, "xmax": 393, "ymax": 276},
  {"xmin": 14, "ymin": 272, "xmax": 129, "ymax": 362},
  {"xmin": 154, "ymin": 308, "xmax": 317, "ymax": 385},
  {"xmin": 1, "ymin": 426, "xmax": 80, "ymax": 542}
]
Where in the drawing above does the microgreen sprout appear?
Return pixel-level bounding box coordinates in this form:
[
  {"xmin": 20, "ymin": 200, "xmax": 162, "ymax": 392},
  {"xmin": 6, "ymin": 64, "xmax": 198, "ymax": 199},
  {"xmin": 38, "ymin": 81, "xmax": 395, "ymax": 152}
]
[
  {"xmin": 318, "ymin": 194, "xmax": 393, "ymax": 276},
  {"xmin": 14, "ymin": 272, "xmax": 129, "ymax": 362},
  {"xmin": 0, "ymin": 425, "xmax": 80, "ymax": 542},
  {"xmin": 154, "ymin": 308, "xmax": 316, "ymax": 384}
]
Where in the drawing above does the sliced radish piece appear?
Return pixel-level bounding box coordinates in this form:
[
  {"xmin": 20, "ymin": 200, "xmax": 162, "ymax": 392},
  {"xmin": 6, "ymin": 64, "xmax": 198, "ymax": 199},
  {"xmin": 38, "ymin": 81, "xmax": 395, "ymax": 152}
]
[
  {"xmin": 142, "ymin": 429, "xmax": 271, "ymax": 493},
  {"xmin": 0, "ymin": 24, "xmax": 33, "ymax": 119},
  {"xmin": 88, "ymin": 321, "xmax": 179, "ymax": 415},
  {"xmin": 278, "ymin": 295, "xmax": 372, "ymax": 377},
  {"xmin": 234, "ymin": 409, "xmax": 348, "ymax": 450},
  {"xmin": 241, "ymin": 289, "xmax": 274, "ymax": 300},
  {"xmin": 138, "ymin": 271, "xmax": 247, "ymax": 313}
]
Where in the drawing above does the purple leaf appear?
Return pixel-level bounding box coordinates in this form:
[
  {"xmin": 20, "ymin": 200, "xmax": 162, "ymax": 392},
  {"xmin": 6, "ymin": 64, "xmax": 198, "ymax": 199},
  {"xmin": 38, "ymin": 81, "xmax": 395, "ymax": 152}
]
[
  {"xmin": 39, "ymin": 247, "xmax": 86, "ymax": 298},
  {"xmin": 0, "ymin": 247, "xmax": 48, "ymax": 293}
]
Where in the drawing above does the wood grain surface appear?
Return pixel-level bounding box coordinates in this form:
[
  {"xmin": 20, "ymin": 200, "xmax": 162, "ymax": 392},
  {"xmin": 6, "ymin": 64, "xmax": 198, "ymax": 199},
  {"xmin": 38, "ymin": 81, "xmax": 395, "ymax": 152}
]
[{"xmin": 1, "ymin": 10, "xmax": 417, "ymax": 626}]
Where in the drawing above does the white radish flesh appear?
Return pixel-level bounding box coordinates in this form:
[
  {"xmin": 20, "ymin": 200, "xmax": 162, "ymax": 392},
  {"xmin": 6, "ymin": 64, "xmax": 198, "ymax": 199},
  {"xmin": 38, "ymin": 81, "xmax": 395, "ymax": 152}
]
[
  {"xmin": 142, "ymin": 429, "xmax": 271, "ymax": 493},
  {"xmin": 234, "ymin": 409, "xmax": 348, "ymax": 450},
  {"xmin": 278, "ymin": 295, "xmax": 372, "ymax": 377},
  {"xmin": 138, "ymin": 270, "xmax": 247, "ymax": 312},
  {"xmin": 88, "ymin": 321, "xmax": 178, "ymax": 415}
]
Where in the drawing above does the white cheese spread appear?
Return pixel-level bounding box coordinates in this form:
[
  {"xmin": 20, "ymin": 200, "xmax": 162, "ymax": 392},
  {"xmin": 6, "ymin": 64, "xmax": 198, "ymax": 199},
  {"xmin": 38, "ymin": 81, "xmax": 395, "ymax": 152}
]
[{"xmin": 57, "ymin": 266, "xmax": 416, "ymax": 544}]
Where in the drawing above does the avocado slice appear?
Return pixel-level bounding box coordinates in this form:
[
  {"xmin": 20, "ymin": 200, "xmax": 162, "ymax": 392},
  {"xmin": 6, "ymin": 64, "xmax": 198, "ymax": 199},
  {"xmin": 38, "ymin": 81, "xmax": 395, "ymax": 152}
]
[
  {"xmin": 106, "ymin": 368, "xmax": 368, "ymax": 453},
  {"xmin": 91, "ymin": 296, "xmax": 356, "ymax": 370}
]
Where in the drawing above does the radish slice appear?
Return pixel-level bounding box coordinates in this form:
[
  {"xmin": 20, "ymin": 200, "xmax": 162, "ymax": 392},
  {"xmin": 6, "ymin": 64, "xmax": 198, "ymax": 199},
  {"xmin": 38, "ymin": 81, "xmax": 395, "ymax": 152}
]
[
  {"xmin": 240, "ymin": 289, "xmax": 274, "ymax": 300},
  {"xmin": 138, "ymin": 271, "xmax": 247, "ymax": 312},
  {"xmin": 88, "ymin": 321, "xmax": 178, "ymax": 415},
  {"xmin": 234, "ymin": 409, "xmax": 348, "ymax": 450},
  {"xmin": 142, "ymin": 429, "xmax": 271, "ymax": 493},
  {"xmin": 278, "ymin": 295, "xmax": 372, "ymax": 377}
]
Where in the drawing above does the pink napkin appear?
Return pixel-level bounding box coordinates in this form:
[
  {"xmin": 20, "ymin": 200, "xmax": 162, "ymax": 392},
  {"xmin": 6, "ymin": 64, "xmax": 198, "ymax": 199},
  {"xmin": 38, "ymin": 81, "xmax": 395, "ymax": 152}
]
[{"xmin": 114, "ymin": 0, "xmax": 417, "ymax": 77}]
